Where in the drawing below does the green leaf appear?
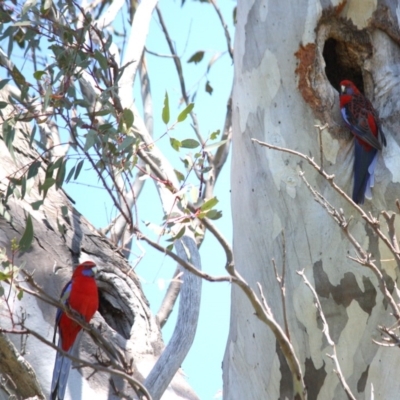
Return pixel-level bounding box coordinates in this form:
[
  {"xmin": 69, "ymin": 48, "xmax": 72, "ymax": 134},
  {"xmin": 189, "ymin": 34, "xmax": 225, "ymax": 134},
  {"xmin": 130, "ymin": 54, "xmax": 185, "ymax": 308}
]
[
  {"xmin": 0, "ymin": 101, "xmax": 8, "ymax": 109},
  {"xmin": 17, "ymin": 290, "xmax": 23, "ymax": 300},
  {"xmin": 65, "ymin": 165, "xmax": 75, "ymax": 183},
  {"xmin": 181, "ymin": 139, "xmax": 200, "ymax": 149},
  {"xmin": 204, "ymin": 139, "xmax": 227, "ymax": 152},
  {"xmin": 98, "ymin": 123, "xmax": 113, "ymax": 133},
  {"xmin": 93, "ymin": 109, "xmax": 111, "ymax": 116},
  {"xmin": 122, "ymin": 108, "xmax": 134, "ymax": 130},
  {"xmin": 177, "ymin": 103, "xmax": 194, "ymax": 122},
  {"xmin": 204, "ymin": 209, "xmax": 222, "ymax": 220},
  {"xmin": 210, "ymin": 130, "xmax": 220, "ymax": 140},
  {"xmin": 200, "ymin": 196, "xmax": 219, "ymax": 211},
  {"xmin": 29, "ymin": 125, "xmax": 36, "ymax": 148},
  {"xmin": 162, "ymin": 92, "xmax": 170, "ymax": 124},
  {"xmin": 84, "ymin": 130, "xmax": 97, "ymax": 151},
  {"xmin": 0, "ymin": 79, "xmax": 10, "ymax": 90},
  {"xmin": 175, "ymin": 226, "xmax": 186, "ymax": 240},
  {"xmin": 21, "ymin": 176, "xmax": 26, "ymax": 199},
  {"xmin": 74, "ymin": 160, "xmax": 84, "ymax": 180},
  {"xmin": 118, "ymin": 136, "xmax": 136, "ymax": 152},
  {"xmin": 174, "ymin": 169, "xmax": 185, "ymax": 182},
  {"xmin": 19, "ymin": 213, "xmax": 34, "ymax": 252},
  {"xmin": 11, "ymin": 65, "xmax": 27, "ymax": 88},
  {"xmin": 40, "ymin": 177, "xmax": 55, "ymax": 192},
  {"xmin": 31, "ymin": 200, "xmax": 43, "ymax": 210},
  {"xmin": 27, "ymin": 161, "xmax": 41, "ymax": 179},
  {"xmin": 94, "ymin": 49, "xmax": 108, "ymax": 70},
  {"xmin": 187, "ymin": 51, "xmax": 205, "ymax": 64},
  {"xmin": 47, "ymin": 157, "xmax": 63, "ymax": 174},
  {"xmin": 170, "ymin": 137, "xmax": 181, "ymax": 152},
  {"xmin": 56, "ymin": 159, "xmax": 67, "ymax": 189},
  {"xmin": 33, "ymin": 70, "xmax": 46, "ymax": 80},
  {"xmin": 3, "ymin": 122, "xmax": 16, "ymax": 160},
  {"xmin": 167, "ymin": 226, "xmax": 186, "ymax": 242},
  {"xmin": 205, "ymin": 80, "xmax": 213, "ymax": 95},
  {"xmin": 201, "ymin": 166, "xmax": 212, "ymax": 173},
  {"xmin": 0, "ymin": 286, "xmax": 4, "ymax": 296}
]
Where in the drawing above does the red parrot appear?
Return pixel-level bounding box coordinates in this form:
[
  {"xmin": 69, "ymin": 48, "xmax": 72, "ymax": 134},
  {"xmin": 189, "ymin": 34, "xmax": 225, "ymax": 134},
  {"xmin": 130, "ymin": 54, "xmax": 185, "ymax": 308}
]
[
  {"xmin": 339, "ymin": 80, "xmax": 386, "ymax": 204},
  {"xmin": 51, "ymin": 261, "xmax": 99, "ymax": 400}
]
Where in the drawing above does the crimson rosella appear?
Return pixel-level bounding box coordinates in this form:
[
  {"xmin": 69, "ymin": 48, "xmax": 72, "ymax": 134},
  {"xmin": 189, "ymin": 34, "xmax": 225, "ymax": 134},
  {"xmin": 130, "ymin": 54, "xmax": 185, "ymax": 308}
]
[
  {"xmin": 51, "ymin": 261, "xmax": 99, "ymax": 400},
  {"xmin": 339, "ymin": 80, "xmax": 386, "ymax": 204}
]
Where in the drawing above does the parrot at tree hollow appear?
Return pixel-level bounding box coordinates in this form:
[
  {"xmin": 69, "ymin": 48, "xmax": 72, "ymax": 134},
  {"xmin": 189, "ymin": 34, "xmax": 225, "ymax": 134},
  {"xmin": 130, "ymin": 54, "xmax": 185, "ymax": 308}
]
[
  {"xmin": 339, "ymin": 80, "xmax": 386, "ymax": 204},
  {"xmin": 51, "ymin": 260, "xmax": 99, "ymax": 400}
]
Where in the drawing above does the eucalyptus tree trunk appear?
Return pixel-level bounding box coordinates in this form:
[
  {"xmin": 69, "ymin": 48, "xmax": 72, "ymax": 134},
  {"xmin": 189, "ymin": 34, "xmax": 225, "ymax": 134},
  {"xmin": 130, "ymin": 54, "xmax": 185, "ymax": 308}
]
[{"xmin": 225, "ymin": 1, "xmax": 400, "ymax": 399}]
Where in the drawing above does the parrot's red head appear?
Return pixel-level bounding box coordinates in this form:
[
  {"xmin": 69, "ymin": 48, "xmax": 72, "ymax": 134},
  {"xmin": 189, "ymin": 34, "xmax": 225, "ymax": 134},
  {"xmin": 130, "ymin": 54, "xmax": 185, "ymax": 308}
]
[
  {"xmin": 73, "ymin": 260, "xmax": 97, "ymax": 278},
  {"xmin": 340, "ymin": 80, "xmax": 361, "ymax": 96}
]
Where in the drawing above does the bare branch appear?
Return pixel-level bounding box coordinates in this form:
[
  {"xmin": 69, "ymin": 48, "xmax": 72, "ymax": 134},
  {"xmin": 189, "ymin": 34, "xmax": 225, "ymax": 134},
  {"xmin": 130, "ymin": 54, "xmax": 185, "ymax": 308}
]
[
  {"xmin": 204, "ymin": 94, "xmax": 232, "ymax": 199},
  {"xmin": 255, "ymin": 282, "xmax": 306, "ymax": 400},
  {"xmin": 156, "ymin": 267, "xmax": 183, "ymax": 328},
  {"xmin": 298, "ymin": 171, "xmax": 400, "ymax": 320},
  {"xmin": 381, "ymin": 211, "xmax": 400, "ymax": 254},
  {"xmin": 119, "ymin": 0, "xmax": 158, "ymax": 109},
  {"xmin": 272, "ymin": 230, "xmax": 289, "ymax": 340},
  {"xmin": 155, "ymin": 6, "xmax": 204, "ymax": 145},
  {"xmin": 145, "ymin": 236, "xmax": 202, "ymax": 400},
  {"xmin": 252, "ymin": 138, "xmax": 400, "ymax": 267},
  {"xmin": 1, "ymin": 327, "xmax": 151, "ymax": 400},
  {"xmin": 209, "ymin": 0, "xmax": 233, "ymax": 59}
]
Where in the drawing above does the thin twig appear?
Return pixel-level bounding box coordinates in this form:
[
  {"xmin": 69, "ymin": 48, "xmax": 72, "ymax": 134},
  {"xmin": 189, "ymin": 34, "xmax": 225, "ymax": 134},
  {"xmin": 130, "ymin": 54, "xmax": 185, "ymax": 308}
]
[
  {"xmin": 272, "ymin": 231, "xmax": 290, "ymax": 340},
  {"xmin": 0, "ymin": 326, "xmax": 151, "ymax": 400},
  {"xmin": 252, "ymin": 138, "xmax": 400, "ymax": 266},
  {"xmin": 381, "ymin": 211, "xmax": 400, "ymax": 255},
  {"xmin": 209, "ymin": 0, "xmax": 233, "ymax": 60},
  {"xmin": 299, "ymin": 171, "xmax": 400, "ymax": 320},
  {"xmin": 155, "ymin": 6, "xmax": 204, "ymax": 145},
  {"xmin": 256, "ymin": 282, "xmax": 306, "ymax": 399}
]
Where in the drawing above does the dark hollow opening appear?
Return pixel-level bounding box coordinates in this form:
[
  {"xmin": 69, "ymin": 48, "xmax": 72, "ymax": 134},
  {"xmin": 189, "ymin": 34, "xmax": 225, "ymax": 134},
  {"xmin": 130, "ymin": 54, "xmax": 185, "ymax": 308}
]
[
  {"xmin": 323, "ymin": 38, "xmax": 364, "ymax": 93},
  {"xmin": 98, "ymin": 291, "xmax": 134, "ymax": 339}
]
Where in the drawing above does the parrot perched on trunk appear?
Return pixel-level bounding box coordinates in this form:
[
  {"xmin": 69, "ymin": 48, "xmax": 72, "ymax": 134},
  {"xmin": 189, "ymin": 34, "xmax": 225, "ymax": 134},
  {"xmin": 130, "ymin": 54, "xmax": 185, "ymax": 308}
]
[
  {"xmin": 51, "ymin": 261, "xmax": 99, "ymax": 400},
  {"xmin": 339, "ymin": 80, "xmax": 386, "ymax": 204}
]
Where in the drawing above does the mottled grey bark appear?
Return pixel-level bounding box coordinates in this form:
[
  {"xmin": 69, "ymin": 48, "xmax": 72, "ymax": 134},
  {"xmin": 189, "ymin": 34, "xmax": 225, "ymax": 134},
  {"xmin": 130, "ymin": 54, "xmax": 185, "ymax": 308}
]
[{"xmin": 225, "ymin": 1, "xmax": 400, "ymax": 399}]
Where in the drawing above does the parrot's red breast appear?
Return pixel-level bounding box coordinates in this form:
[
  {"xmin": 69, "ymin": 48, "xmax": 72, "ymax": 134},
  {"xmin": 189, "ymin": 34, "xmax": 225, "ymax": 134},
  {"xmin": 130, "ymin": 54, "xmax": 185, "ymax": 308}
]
[{"xmin": 51, "ymin": 260, "xmax": 99, "ymax": 400}]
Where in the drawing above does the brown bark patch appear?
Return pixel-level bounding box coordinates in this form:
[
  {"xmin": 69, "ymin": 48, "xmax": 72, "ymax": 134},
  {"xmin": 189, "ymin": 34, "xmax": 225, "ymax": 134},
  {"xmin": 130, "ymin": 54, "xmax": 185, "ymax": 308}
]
[{"xmin": 295, "ymin": 44, "xmax": 321, "ymax": 111}]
